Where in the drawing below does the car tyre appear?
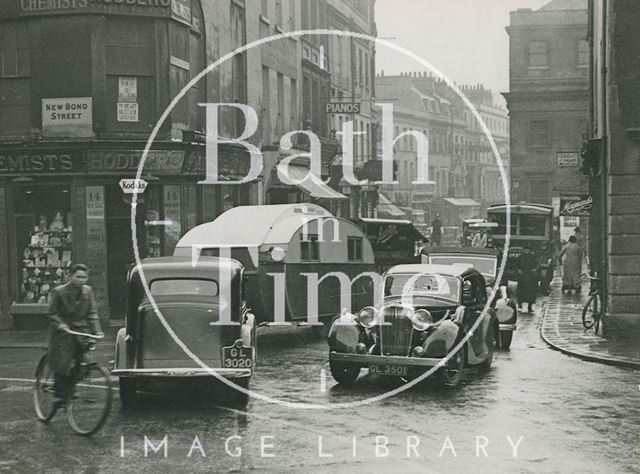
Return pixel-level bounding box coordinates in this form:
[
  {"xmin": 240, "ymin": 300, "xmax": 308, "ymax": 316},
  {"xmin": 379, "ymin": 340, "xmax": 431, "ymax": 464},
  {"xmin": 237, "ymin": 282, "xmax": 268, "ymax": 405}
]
[
  {"xmin": 437, "ymin": 346, "xmax": 465, "ymax": 388},
  {"xmin": 119, "ymin": 377, "xmax": 138, "ymax": 410},
  {"xmin": 329, "ymin": 358, "xmax": 360, "ymax": 385},
  {"xmin": 499, "ymin": 331, "xmax": 513, "ymax": 350}
]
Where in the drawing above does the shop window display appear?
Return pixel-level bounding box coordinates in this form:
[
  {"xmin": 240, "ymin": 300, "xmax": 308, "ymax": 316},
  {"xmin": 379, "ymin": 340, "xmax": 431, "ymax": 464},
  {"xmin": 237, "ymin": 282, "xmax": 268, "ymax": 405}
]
[{"xmin": 14, "ymin": 186, "xmax": 72, "ymax": 304}]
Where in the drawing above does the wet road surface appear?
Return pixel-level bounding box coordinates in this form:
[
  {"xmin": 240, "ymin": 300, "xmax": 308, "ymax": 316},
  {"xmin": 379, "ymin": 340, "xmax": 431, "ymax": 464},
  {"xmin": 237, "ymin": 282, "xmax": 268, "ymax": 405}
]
[{"xmin": 0, "ymin": 298, "xmax": 638, "ymax": 473}]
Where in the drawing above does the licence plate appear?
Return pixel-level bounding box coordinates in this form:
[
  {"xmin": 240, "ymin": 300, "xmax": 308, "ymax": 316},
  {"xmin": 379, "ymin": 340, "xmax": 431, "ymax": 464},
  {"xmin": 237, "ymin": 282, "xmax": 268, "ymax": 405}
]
[
  {"xmin": 368, "ymin": 364, "xmax": 407, "ymax": 376},
  {"xmin": 222, "ymin": 345, "xmax": 254, "ymax": 370}
]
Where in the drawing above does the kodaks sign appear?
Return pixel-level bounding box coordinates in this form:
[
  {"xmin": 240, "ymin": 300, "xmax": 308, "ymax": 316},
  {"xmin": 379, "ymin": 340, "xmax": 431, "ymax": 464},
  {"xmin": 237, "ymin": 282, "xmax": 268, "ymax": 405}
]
[{"xmin": 560, "ymin": 193, "xmax": 593, "ymax": 217}]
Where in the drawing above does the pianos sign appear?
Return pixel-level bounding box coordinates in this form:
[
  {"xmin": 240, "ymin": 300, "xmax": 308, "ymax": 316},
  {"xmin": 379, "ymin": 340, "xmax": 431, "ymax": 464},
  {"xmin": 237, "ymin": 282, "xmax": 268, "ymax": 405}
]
[
  {"xmin": 325, "ymin": 102, "xmax": 361, "ymax": 114},
  {"xmin": 560, "ymin": 193, "xmax": 593, "ymax": 216}
]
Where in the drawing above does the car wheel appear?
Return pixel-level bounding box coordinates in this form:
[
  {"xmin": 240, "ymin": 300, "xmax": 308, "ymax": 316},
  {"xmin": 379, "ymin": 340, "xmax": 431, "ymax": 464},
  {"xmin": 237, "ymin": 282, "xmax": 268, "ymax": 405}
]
[
  {"xmin": 437, "ymin": 347, "xmax": 465, "ymax": 388},
  {"xmin": 500, "ymin": 331, "xmax": 513, "ymax": 350},
  {"xmin": 119, "ymin": 377, "xmax": 138, "ymax": 410},
  {"xmin": 329, "ymin": 358, "xmax": 360, "ymax": 385}
]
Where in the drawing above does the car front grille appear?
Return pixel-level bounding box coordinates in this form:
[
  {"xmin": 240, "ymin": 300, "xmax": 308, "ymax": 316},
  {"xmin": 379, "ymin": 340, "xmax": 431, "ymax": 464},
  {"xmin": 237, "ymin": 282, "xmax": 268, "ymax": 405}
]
[{"xmin": 380, "ymin": 306, "xmax": 414, "ymax": 356}]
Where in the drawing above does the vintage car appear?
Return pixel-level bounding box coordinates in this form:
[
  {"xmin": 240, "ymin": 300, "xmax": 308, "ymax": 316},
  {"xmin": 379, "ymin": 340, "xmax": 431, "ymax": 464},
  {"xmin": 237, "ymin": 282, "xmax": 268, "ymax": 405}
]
[
  {"xmin": 421, "ymin": 247, "xmax": 518, "ymax": 349},
  {"xmin": 327, "ymin": 263, "xmax": 498, "ymax": 388},
  {"xmin": 111, "ymin": 256, "xmax": 256, "ymax": 407}
]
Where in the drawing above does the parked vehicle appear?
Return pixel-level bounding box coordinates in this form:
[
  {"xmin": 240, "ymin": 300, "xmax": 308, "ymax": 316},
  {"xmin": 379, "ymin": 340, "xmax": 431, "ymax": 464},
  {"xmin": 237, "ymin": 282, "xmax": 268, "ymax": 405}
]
[
  {"xmin": 327, "ymin": 263, "xmax": 497, "ymax": 388},
  {"xmin": 486, "ymin": 203, "xmax": 555, "ymax": 287},
  {"xmin": 461, "ymin": 219, "xmax": 498, "ymax": 247},
  {"xmin": 111, "ymin": 256, "xmax": 256, "ymax": 407},
  {"xmin": 174, "ymin": 204, "xmax": 376, "ymax": 324},
  {"xmin": 349, "ymin": 217, "xmax": 426, "ymax": 273},
  {"xmin": 422, "ymin": 247, "xmax": 517, "ymax": 349}
]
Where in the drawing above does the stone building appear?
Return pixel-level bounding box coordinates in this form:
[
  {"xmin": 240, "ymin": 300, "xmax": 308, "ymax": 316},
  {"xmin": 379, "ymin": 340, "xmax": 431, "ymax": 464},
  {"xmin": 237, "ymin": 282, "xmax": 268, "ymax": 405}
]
[
  {"xmin": 373, "ymin": 73, "xmax": 509, "ymax": 230},
  {"xmin": 504, "ymin": 0, "xmax": 589, "ymax": 205},
  {"xmin": 586, "ymin": 0, "xmax": 640, "ymax": 335},
  {"xmin": 0, "ymin": 0, "xmax": 377, "ymax": 328}
]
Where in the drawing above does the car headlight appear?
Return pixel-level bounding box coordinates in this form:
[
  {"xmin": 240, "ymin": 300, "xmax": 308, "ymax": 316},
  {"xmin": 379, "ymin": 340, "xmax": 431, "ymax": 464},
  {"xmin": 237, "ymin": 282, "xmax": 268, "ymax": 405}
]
[
  {"xmin": 411, "ymin": 309, "xmax": 433, "ymax": 331},
  {"xmin": 357, "ymin": 307, "xmax": 378, "ymax": 328}
]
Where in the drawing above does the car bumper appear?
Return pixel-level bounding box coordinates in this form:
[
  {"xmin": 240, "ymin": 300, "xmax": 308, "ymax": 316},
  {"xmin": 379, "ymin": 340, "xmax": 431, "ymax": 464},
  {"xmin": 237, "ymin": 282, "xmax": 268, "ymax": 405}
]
[
  {"xmin": 111, "ymin": 368, "xmax": 251, "ymax": 378},
  {"xmin": 499, "ymin": 323, "xmax": 517, "ymax": 331},
  {"xmin": 330, "ymin": 351, "xmax": 452, "ymax": 368}
]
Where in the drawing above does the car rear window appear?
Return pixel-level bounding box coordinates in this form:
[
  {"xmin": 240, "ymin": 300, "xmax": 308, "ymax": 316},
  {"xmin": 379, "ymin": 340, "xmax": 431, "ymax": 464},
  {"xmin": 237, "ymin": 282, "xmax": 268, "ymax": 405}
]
[
  {"xmin": 428, "ymin": 255, "xmax": 496, "ymax": 281},
  {"xmin": 150, "ymin": 279, "xmax": 219, "ymax": 297}
]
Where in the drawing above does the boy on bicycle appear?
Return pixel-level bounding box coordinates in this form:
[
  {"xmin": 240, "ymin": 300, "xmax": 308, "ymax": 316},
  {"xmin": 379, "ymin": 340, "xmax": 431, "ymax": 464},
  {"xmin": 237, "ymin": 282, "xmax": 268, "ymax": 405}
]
[{"xmin": 47, "ymin": 264, "xmax": 103, "ymax": 400}]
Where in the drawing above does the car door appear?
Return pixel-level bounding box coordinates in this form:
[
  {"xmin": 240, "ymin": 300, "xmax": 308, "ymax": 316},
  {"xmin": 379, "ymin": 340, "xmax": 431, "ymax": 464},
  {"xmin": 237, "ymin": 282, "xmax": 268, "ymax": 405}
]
[{"xmin": 462, "ymin": 276, "xmax": 487, "ymax": 357}]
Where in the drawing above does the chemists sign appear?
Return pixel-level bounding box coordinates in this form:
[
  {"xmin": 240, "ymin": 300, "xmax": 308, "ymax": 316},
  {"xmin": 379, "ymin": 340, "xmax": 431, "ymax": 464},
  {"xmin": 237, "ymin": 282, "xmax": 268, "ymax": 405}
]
[{"xmin": 42, "ymin": 97, "xmax": 93, "ymax": 136}]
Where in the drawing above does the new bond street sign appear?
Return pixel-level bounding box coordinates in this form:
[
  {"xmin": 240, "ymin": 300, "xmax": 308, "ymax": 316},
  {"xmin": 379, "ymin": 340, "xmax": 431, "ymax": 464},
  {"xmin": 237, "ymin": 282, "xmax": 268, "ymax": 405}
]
[{"xmin": 326, "ymin": 102, "xmax": 361, "ymax": 114}]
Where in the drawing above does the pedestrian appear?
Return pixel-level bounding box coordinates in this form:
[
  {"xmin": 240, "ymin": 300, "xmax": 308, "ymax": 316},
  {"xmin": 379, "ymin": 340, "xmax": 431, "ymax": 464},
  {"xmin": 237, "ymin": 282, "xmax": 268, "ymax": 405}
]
[
  {"xmin": 472, "ymin": 229, "xmax": 487, "ymax": 248},
  {"xmin": 47, "ymin": 263, "xmax": 103, "ymax": 401},
  {"xmin": 515, "ymin": 243, "xmax": 539, "ymax": 313},
  {"xmin": 431, "ymin": 212, "xmax": 442, "ymax": 247},
  {"xmin": 559, "ymin": 235, "xmax": 583, "ymax": 295}
]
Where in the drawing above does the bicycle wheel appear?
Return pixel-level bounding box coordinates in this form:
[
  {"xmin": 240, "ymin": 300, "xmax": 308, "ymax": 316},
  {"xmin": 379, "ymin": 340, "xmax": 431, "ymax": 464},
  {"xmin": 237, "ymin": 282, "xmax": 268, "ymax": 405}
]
[
  {"xmin": 582, "ymin": 294, "xmax": 597, "ymax": 329},
  {"xmin": 66, "ymin": 364, "xmax": 112, "ymax": 436},
  {"xmin": 34, "ymin": 354, "xmax": 59, "ymax": 422}
]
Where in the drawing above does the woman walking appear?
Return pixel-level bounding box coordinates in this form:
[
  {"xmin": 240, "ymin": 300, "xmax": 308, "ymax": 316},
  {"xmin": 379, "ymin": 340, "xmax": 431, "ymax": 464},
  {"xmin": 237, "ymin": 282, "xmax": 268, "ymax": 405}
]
[
  {"xmin": 516, "ymin": 244, "xmax": 539, "ymax": 313},
  {"xmin": 559, "ymin": 235, "xmax": 583, "ymax": 294}
]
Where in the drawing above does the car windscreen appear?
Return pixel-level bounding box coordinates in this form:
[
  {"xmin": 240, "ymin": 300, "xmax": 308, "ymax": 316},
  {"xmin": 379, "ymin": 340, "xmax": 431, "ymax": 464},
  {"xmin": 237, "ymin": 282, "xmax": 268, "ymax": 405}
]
[
  {"xmin": 427, "ymin": 255, "xmax": 496, "ymax": 281},
  {"xmin": 384, "ymin": 273, "xmax": 460, "ymax": 302},
  {"xmin": 150, "ymin": 279, "xmax": 219, "ymax": 297},
  {"xmin": 518, "ymin": 214, "xmax": 548, "ymax": 237}
]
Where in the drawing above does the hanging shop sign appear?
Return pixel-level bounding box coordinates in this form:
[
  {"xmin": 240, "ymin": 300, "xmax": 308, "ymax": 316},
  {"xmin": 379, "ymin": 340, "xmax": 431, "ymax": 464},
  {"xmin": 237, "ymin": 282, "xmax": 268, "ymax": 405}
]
[
  {"xmin": 559, "ymin": 193, "xmax": 593, "ymax": 217},
  {"xmin": 119, "ymin": 178, "xmax": 148, "ymax": 194},
  {"xmin": 0, "ymin": 150, "xmax": 83, "ymax": 174},
  {"xmin": 88, "ymin": 149, "xmax": 185, "ymax": 174}
]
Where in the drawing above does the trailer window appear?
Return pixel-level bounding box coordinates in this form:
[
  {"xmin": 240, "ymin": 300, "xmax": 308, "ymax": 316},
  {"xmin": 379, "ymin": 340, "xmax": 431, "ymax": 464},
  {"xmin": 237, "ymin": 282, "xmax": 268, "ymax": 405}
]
[
  {"xmin": 301, "ymin": 234, "xmax": 320, "ymax": 261},
  {"xmin": 348, "ymin": 237, "xmax": 363, "ymax": 261},
  {"xmin": 488, "ymin": 213, "xmax": 516, "ymax": 235}
]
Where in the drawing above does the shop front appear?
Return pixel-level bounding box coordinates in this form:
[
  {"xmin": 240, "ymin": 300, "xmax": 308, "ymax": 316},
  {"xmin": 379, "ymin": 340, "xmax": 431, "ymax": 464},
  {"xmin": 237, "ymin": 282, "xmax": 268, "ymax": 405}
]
[{"xmin": 0, "ymin": 142, "xmax": 247, "ymax": 328}]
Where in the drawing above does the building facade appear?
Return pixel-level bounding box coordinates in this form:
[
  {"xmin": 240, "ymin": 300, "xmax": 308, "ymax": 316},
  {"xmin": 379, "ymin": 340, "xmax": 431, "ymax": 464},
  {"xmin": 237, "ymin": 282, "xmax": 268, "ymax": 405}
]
[
  {"xmin": 504, "ymin": 0, "xmax": 589, "ymax": 206},
  {"xmin": 587, "ymin": 0, "xmax": 640, "ymax": 335},
  {"xmin": 0, "ymin": 0, "xmax": 377, "ymax": 327},
  {"xmin": 373, "ymin": 73, "xmax": 509, "ymax": 230}
]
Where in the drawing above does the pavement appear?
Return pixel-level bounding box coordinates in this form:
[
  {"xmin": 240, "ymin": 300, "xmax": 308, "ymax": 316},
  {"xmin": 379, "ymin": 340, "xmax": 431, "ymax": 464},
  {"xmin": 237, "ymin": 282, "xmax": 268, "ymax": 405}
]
[{"xmin": 540, "ymin": 275, "xmax": 640, "ymax": 369}]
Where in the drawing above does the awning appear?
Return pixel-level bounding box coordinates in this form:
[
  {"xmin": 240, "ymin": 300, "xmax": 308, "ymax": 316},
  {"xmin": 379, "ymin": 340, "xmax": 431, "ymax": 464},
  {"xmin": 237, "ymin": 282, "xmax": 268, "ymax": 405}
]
[
  {"xmin": 377, "ymin": 193, "xmax": 407, "ymax": 218},
  {"xmin": 276, "ymin": 162, "xmax": 348, "ymax": 200},
  {"xmin": 443, "ymin": 197, "xmax": 480, "ymax": 207}
]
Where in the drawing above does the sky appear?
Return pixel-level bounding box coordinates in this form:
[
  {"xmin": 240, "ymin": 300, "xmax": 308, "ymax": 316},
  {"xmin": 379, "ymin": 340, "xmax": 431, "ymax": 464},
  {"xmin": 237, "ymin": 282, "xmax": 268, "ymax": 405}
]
[{"xmin": 375, "ymin": 0, "xmax": 552, "ymax": 95}]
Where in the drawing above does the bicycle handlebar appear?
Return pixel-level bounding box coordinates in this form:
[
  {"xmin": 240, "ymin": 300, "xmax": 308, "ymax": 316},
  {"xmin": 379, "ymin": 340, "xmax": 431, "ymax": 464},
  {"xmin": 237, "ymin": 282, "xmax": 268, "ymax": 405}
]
[{"xmin": 61, "ymin": 328, "xmax": 104, "ymax": 340}]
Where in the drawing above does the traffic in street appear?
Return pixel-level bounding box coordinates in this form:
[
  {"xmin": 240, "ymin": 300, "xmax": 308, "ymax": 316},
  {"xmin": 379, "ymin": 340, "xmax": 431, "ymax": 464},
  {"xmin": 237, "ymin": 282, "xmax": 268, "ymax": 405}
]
[{"xmin": 0, "ymin": 295, "xmax": 637, "ymax": 473}]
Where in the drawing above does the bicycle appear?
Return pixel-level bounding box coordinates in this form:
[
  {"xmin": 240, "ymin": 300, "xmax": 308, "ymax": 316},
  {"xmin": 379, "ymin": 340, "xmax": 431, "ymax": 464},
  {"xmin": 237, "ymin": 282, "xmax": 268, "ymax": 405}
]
[
  {"xmin": 34, "ymin": 328, "xmax": 112, "ymax": 436},
  {"xmin": 581, "ymin": 273, "xmax": 604, "ymax": 334}
]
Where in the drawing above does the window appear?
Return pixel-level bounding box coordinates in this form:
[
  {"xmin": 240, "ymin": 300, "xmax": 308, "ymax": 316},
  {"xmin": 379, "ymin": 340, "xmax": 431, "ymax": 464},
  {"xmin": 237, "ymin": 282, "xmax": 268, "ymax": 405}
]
[
  {"xmin": 347, "ymin": 237, "xmax": 363, "ymax": 261},
  {"xmin": 290, "ymin": 77, "xmax": 297, "ymax": 130},
  {"xmin": 151, "ymin": 279, "xmax": 219, "ymax": 297},
  {"xmin": 275, "ymin": 0, "xmax": 283, "ymax": 26},
  {"xmin": 577, "ymin": 39, "xmax": 589, "ymax": 67},
  {"xmin": 301, "ymin": 234, "xmax": 319, "ymax": 261},
  {"xmin": 262, "ymin": 66, "xmax": 271, "ymax": 143},
  {"xmin": 529, "ymin": 41, "xmax": 548, "ymax": 67},
  {"xmin": 261, "ymin": 0, "xmax": 268, "ymax": 18},
  {"xmin": 288, "ymin": 0, "xmax": 296, "ymax": 30},
  {"xmin": 0, "ymin": 23, "xmax": 30, "ymax": 77},
  {"xmin": 529, "ymin": 120, "xmax": 550, "ymax": 147},
  {"xmin": 277, "ymin": 72, "xmax": 285, "ymax": 136}
]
